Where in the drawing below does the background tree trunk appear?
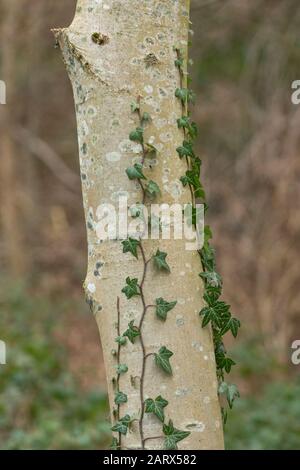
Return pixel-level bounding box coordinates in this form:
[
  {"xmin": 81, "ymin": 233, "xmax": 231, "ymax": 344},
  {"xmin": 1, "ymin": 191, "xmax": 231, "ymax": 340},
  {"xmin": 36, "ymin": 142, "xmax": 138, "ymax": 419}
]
[{"xmin": 54, "ymin": 0, "xmax": 223, "ymax": 450}]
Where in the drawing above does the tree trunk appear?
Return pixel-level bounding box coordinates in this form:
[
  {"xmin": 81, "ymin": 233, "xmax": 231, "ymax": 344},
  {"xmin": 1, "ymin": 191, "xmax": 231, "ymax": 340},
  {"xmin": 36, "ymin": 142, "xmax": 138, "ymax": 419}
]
[{"xmin": 54, "ymin": 0, "xmax": 224, "ymax": 450}]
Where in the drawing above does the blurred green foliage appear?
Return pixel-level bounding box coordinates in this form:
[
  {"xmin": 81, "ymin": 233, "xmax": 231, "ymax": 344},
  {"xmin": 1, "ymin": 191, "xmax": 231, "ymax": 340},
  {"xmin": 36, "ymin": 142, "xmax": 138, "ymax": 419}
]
[
  {"xmin": 0, "ymin": 280, "xmax": 110, "ymax": 450},
  {"xmin": 226, "ymin": 378, "xmax": 300, "ymax": 450}
]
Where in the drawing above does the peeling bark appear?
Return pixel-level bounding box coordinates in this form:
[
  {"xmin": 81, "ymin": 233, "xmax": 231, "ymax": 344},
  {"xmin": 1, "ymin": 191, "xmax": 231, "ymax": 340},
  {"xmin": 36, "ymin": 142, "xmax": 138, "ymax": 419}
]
[{"xmin": 54, "ymin": 0, "xmax": 224, "ymax": 450}]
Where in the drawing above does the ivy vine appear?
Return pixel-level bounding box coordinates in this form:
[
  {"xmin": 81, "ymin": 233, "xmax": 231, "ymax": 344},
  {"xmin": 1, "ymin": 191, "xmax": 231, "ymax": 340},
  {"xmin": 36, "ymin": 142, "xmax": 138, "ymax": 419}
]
[
  {"xmin": 174, "ymin": 46, "xmax": 241, "ymax": 424},
  {"xmin": 110, "ymin": 98, "xmax": 189, "ymax": 450},
  {"xmin": 110, "ymin": 42, "xmax": 241, "ymax": 451}
]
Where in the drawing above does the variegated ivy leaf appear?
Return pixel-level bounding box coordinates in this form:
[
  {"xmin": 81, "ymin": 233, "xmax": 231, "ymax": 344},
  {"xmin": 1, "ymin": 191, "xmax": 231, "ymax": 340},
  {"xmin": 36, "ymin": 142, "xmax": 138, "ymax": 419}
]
[
  {"xmin": 123, "ymin": 321, "xmax": 140, "ymax": 344},
  {"xmin": 145, "ymin": 395, "xmax": 168, "ymax": 422},
  {"xmin": 163, "ymin": 420, "xmax": 190, "ymax": 450},
  {"xmin": 155, "ymin": 346, "xmax": 173, "ymax": 375},
  {"xmin": 153, "ymin": 250, "xmax": 170, "ymax": 272},
  {"xmin": 122, "ymin": 238, "xmax": 140, "ymax": 259},
  {"xmin": 155, "ymin": 297, "xmax": 177, "ymax": 321},
  {"xmin": 121, "ymin": 277, "xmax": 140, "ymax": 299},
  {"xmin": 114, "ymin": 391, "xmax": 128, "ymax": 405}
]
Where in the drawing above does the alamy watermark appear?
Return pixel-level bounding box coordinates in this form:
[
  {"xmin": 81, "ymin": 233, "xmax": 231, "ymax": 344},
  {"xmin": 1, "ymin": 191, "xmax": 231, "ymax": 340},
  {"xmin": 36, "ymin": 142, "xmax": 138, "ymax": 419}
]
[
  {"xmin": 92, "ymin": 197, "xmax": 205, "ymax": 251},
  {"xmin": 0, "ymin": 340, "xmax": 6, "ymax": 365},
  {"xmin": 291, "ymin": 340, "xmax": 300, "ymax": 365},
  {"xmin": 0, "ymin": 80, "xmax": 6, "ymax": 105}
]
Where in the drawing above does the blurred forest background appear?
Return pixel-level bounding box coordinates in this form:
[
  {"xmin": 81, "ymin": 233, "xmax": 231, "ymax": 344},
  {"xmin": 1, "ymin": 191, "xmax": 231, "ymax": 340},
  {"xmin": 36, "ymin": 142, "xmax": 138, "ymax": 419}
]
[{"xmin": 1, "ymin": 0, "xmax": 300, "ymax": 450}]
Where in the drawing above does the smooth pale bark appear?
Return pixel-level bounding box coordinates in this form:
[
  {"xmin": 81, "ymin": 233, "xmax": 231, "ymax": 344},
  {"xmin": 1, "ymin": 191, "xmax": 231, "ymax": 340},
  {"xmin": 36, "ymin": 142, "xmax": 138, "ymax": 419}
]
[{"xmin": 54, "ymin": 0, "xmax": 223, "ymax": 450}]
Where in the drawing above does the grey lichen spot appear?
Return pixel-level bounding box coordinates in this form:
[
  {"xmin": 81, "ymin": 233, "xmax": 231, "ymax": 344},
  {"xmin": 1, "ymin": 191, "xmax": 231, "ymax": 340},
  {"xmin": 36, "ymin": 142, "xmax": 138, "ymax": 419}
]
[
  {"xmin": 185, "ymin": 422, "xmax": 206, "ymax": 433},
  {"xmin": 175, "ymin": 388, "xmax": 189, "ymax": 397},
  {"xmin": 91, "ymin": 32, "xmax": 109, "ymax": 45},
  {"xmin": 176, "ymin": 315, "xmax": 185, "ymax": 327},
  {"xmin": 144, "ymin": 53, "xmax": 159, "ymax": 68},
  {"xmin": 192, "ymin": 341, "xmax": 203, "ymax": 352},
  {"xmin": 106, "ymin": 151, "xmax": 121, "ymax": 162}
]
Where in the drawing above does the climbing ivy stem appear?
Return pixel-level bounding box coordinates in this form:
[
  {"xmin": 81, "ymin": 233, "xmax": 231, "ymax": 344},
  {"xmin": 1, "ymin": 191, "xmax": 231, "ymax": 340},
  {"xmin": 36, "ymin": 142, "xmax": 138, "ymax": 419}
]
[
  {"xmin": 137, "ymin": 242, "xmax": 151, "ymax": 449},
  {"xmin": 116, "ymin": 296, "xmax": 122, "ymax": 448}
]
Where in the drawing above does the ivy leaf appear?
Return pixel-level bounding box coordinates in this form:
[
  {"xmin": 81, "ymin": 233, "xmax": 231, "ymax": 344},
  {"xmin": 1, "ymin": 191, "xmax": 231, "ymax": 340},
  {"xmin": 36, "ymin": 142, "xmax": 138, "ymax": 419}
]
[
  {"xmin": 131, "ymin": 101, "xmax": 140, "ymax": 113},
  {"xmin": 122, "ymin": 238, "xmax": 140, "ymax": 259},
  {"xmin": 141, "ymin": 112, "xmax": 151, "ymax": 125},
  {"xmin": 219, "ymin": 317, "xmax": 241, "ymax": 338},
  {"xmin": 218, "ymin": 382, "xmax": 240, "ymax": 409},
  {"xmin": 176, "ymin": 140, "xmax": 195, "ymax": 159},
  {"xmin": 155, "ymin": 346, "xmax": 173, "ymax": 375},
  {"xmin": 111, "ymin": 414, "xmax": 131, "ymax": 435},
  {"xmin": 114, "ymin": 391, "xmax": 128, "ymax": 405},
  {"xmin": 126, "ymin": 163, "xmax": 146, "ymax": 180},
  {"xmin": 175, "ymin": 88, "xmax": 195, "ymax": 105},
  {"xmin": 163, "ymin": 420, "xmax": 190, "ymax": 450},
  {"xmin": 155, "ymin": 297, "xmax": 177, "ymax": 321},
  {"xmin": 177, "ymin": 116, "xmax": 198, "ymax": 139},
  {"xmin": 153, "ymin": 250, "xmax": 170, "ymax": 272},
  {"xmin": 129, "ymin": 127, "xmax": 144, "ymax": 144},
  {"xmin": 116, "ymin": 364, "xmax": 128, "ymax": 375},
  {"xmin": 145, "ymin": 395, "xmax": 168, "ymax": 422},
  {"xmin": 203, "ymin": 286, "xmax": 222, "ymax": 306},
  {"xmin": 175, "ymin": 57, "xmax": 184, "ymax": 69},
  {"xmin": 145, "ymin": 143, "xmax": 157, "ymax": 157},
  {"xmin": 145, "ymin": 180, "xmax": 161, "ymax": 198},
  {"xmin": 115, "ymin": 335, "xmax": 127, "ymax": 346},
  {"xmin": 200, "ymin": 301, "xmax": 230, "ymax": 329},
  {"xmin": 123, "ymin": 320, "xmax": 140, "ymax": 344},
  {"xmin": 121, "ymin": 277, "xmax": 140, "ymax": 299},
  {"xmin": 199, "ymin": 271, "xmax": 222, "ymax": 288},
  {"xmin": 222, "ymin": 357, "xmax": 236, "ymax": 374},
  {"xmin": 110, "ymin": 437, "xmax": 119, "ymax": 450}
]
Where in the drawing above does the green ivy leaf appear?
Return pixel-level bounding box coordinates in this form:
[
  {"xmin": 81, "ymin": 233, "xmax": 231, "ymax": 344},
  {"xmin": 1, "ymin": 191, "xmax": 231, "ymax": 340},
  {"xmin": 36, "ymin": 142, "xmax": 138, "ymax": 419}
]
[
  {"xmin": 114, "ymin": 391, "xmax": 128, "ymax": 405},
  {"xmin": 199, "ymin": 271, "xmax": 222, "ymax": 288},
  {"xmin": 155, "ymin": 297, "xmax": 177, "ymax": 321},
  {"xmin": 126, "ymin": 163, "xmax": 146, "ymax": 181},
  {"xmin": 110, "ymin": 437, "xmax": 119, "ymax": 450},
  {"xmin": 145, "ymin": 395, "xmax": 169, "ymax": 422},
  {"xmin": 153, "ymin": 250, "xmax": 170, "ymax": 272},
  {"xmin": 219, "ymin": 317, "xmax": 241, "ymax": 338},
  {"xmin": 218, "ymin": 382, "xmax": 240, "ymax": 409},
  {"xmin": 155, "ymin": 346, "xmax": 173, "ymax": 375},
  {"xmin": 177, "ymin": 116, "xmax": 198, "ymax": 139},
  {"xmin": 176, "ymin": 140, "xmax": 195, "ymax": 159},
  {"xmin": 111, "ymin": 414, "xmax": 131, "ymax": 435},
  {"xmin": 175, "ymin": 57, "xmax": 184, "ymax": 69},
  {"xmin": 200, "ymin": 301, "xmax": 230, "ymax": 329},
  {"xmin": 142, "ymin": 112, "xmax": 151, "ymax": 125},
  {"xmin": 116, "ymin": 364, "xmax": 128, "ymax": 375},
  {"xmin": 129, "ymin": 127, "xmax": 144, "ymax": 144},
  {"xmin": 115, "ymin": 335, "xmax": 127, "ymax": 346},
  {"xmin": 123, "ymin": 320, "xmax": 140, "ymax": 344},
  {"xmin": 175, "ymin": 88, "xmax": 195, "ymax": 105},
  {"xmin": 122, "ymin": 238, "xmax": 140, "ymax": 259},
  {"xmin": 163, "ymin": 420, "xmax": 190, "ymax": 450},
  {"xmin": 145, "ymin": 180, "xmax": 161, "ymax": 198},
  {"xmin": 131, "ymin": 101, "xmax": 140, "ymax": 113},
  {"xmin": 121, "ymin": 277, "xmax": 140, "ymax": 299}
]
